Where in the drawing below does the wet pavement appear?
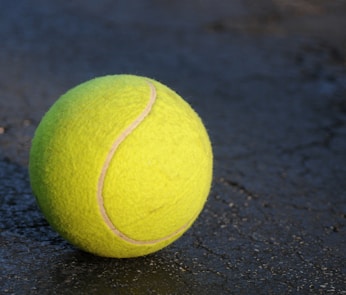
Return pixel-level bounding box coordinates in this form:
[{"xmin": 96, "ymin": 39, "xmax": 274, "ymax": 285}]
[{"xmin": 1, "ymin": 1, "xmax": 346, "ymax": 294}]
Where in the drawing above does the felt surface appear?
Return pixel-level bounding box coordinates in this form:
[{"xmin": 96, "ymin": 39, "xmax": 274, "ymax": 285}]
[{"xmin": 29, "ymin": 75, "xmax": 213, "ymax": 258}]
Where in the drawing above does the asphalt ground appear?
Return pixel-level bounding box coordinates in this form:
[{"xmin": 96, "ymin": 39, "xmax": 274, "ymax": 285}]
[{"xmin": 0, "ymin": 1, "xmax": 346, "ymax": 294}]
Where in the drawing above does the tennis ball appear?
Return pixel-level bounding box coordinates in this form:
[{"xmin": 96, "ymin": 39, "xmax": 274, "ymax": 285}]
[{"xmin": 29, "ymin": 74, "xmax": 213, "ymax": 258}]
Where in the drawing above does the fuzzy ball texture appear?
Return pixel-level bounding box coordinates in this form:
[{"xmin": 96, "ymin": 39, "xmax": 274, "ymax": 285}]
[{"xmin": 29, "ymin": 74, "xmax": 213, "ymax": 258}]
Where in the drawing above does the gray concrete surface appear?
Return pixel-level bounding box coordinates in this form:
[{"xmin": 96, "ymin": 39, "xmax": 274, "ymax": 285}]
[{"xmin": 1, "ymin": 0, "xmax": 345, "ymax": 294}]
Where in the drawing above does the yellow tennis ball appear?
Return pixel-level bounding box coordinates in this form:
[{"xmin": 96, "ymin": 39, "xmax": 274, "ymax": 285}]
[{"xmin": 29, "ymin": 74, "xmax": 213, "ymax": 258}]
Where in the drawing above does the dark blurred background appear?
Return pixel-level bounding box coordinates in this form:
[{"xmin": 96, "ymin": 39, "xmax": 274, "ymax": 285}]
[{"xmin": 1, "ymin": 1, "xmax": 345, "ymax": 294}]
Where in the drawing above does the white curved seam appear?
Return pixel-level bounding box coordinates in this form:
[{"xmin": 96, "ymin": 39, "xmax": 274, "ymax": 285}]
[{"xmin": 97, "ymin": 81, "xmax": 193, "ymax": 245}]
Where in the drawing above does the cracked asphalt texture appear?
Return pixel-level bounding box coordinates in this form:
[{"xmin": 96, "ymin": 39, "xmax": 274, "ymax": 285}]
[{"xmin": 1, "ymin": 1, "xmax": 345, "ymax": 294}]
